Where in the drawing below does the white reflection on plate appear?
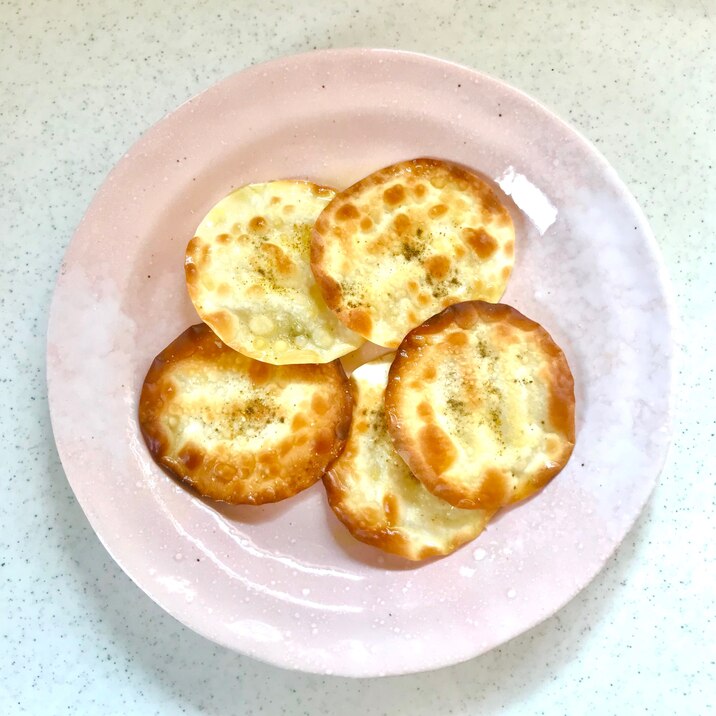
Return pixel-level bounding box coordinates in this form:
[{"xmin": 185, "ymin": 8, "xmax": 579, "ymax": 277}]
[{"xmin": 496, "ymin": 166, "xmax": 558, "ymax": 235}]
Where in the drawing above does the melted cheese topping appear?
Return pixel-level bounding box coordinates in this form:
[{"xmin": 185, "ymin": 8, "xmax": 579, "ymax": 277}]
[
  {"xmin": 186, "ymin": 180, "xmax": 364, "ymax": 364},
  {"xmin": 311, "ymin": 158, "xmax": 515, "ymax": 348},
  {"xmin": 385, "ymin": 301, "xmax": 575, "ymax": 509},
  {"xmin": 138, "ymin": 324, "xmax": 352, "ymax": 504}
]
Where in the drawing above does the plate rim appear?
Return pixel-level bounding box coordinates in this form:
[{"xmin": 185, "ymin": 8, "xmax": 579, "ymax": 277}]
[{"xmin": 46, "ymin": 47, "xmax": 676, "ymax": 677}]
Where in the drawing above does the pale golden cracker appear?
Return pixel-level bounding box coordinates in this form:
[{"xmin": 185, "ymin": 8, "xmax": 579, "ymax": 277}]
[
  {"xmin": 186, "ymin": 180, "xmax": 363, "ymax": 364},
  {"xmin": 138, "ymin": 324, "xmax": 352, "ymax": 505},
  {"xmin": 324, "ymin": 355, "xmax": 495, "ymax": 560},
  {"xmin": 385, "ymin": 302, "xmax": 575, "ymax": 509},
  {"xmin": 311, "ymin": 158, "xmax": 515, "ymax": 348}
]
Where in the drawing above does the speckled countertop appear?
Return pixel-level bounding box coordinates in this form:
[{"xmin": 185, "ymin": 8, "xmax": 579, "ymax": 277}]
[{"xmin": 1, "ymin": 1, "xmax": 713, "ymax": 714}]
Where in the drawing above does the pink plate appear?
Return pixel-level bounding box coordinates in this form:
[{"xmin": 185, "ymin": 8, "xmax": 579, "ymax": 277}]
[{"xmin": 47, "ymin": 49, "xmax": 673, "ymax": 676}]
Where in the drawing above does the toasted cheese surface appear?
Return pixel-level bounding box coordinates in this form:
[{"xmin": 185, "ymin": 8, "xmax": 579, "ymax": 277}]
[
  {"xmin": 385, "ymin": 302, "xmax": 575, "ymax": 510},
  {"xmin": 323, "ymin": 355, "xmax": 495, "ymax": 560},
  {"xmin": 311, "ymin": 158, "xmax": 515, "ymax": 348},
  {"xmin": 186, "ymin": 180, "xmax": 364, "ymax": 364},
  {"xmin": 138, "ymin": 324, "xmax": 353, "ymax": 504}
]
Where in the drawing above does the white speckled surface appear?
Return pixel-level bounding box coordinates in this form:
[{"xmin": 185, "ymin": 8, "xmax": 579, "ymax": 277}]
[{"xmin": 1, "ymin": 1, "xmax": 713, "ymax": 713}]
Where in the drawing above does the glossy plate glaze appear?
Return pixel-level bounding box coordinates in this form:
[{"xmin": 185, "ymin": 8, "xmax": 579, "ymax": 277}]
[{"xmin": 47, "ymin": 49, "xmax": 673, "ymax": 676}]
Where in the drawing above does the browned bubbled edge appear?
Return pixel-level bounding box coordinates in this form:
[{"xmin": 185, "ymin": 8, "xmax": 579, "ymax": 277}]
[
  {"xmin": 322, "ymin": 468, "xmax": 449, "ymax": 561},
  {"xmin": 138, "ymin": 324, "xmax": 215, "ymax": 491}
]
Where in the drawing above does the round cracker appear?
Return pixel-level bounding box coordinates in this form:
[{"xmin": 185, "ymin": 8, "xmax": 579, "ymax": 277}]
[
  {"xmin": 311, "ymin": 158, "xmax": 515, "ymax": 348},
  {"xmin": 186, "ymin": 180, "xmax": 364, "ymax": 365},
  {"xmin": 385, "ymin": 301, "xmax": 575, "ymax": 510},
  {"xmin": 324, "ymin": 355, "xmax": 495, "ymax": 560},
  {"xmin": 138, "ymin": 324, "xmax": 352, "ymax": 505}
]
